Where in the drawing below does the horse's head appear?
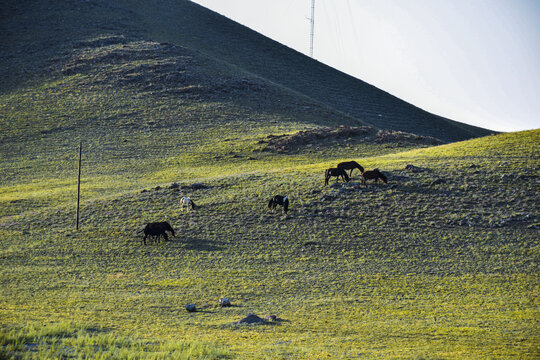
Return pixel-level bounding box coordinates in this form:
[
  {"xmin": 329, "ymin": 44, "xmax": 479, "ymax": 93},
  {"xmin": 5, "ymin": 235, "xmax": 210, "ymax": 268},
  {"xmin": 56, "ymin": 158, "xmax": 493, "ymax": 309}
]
[
  {"xmin": 342, "ymin": 169, "xmax": 350, "ymax": 182},
  {"xmin": 324, "ymin": 169, "xmax": 331, "ymax": 185}
]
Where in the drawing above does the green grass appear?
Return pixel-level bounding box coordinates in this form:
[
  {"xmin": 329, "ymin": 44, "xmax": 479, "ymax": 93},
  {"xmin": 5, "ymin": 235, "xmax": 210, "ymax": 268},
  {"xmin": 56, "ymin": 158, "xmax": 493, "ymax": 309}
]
[
  {"xmin": 1, "ymin": 2, "xmax": 538, "ymax": 357},
  {"xmin": 0, "ymin": 321, "xmax": 230, "ymax": 359},
  {"xmin": 1, "ymin": 129, "xmax": 539, "ymax": 358}
]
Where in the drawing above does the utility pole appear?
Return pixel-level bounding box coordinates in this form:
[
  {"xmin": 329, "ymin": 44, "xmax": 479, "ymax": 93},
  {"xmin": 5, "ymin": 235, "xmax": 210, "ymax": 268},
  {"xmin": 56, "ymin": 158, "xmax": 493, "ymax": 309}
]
[
  {"xmin": 309, "ymin": 0, "xmax": 315, "ymax": 57},
  {"xmin": 76, "ymin": 141, "xmax": 82, "ymax": 231}
]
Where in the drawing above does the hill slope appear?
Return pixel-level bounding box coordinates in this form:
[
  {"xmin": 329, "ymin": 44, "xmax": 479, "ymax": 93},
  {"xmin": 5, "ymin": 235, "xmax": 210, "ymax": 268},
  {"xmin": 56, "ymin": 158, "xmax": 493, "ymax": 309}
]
[
  {"xmin": 2, "ymin": 0, "xmax": 492, "ymax": 144},
  {"xmin": 124, "ymin": 0, "xmax": 494, "ymax": 142},
  {"xmin": 1, "ymin": 129, "xmax": 538, "ymax": 359}
]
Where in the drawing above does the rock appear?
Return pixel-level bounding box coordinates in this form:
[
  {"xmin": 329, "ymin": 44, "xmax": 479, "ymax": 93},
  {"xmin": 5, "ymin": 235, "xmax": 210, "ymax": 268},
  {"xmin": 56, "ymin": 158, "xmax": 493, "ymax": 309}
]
[
  {"xmin": 234, "ymin": 314, "xmax": 265, "ymax": 325},
  {"xmin": 219, "ymin": 298, "xmax": 231, "ymax": 307},
  {"xmin": 405, "ymin": 164, "xmax": 423, "ymax": 173},
  {"xmin": 185, "ymin": 304, "xmax": 197, "ymax": 312},
  {"xmin": 264, "ymin": 314, "xmax": 279, "ymax": 321}
]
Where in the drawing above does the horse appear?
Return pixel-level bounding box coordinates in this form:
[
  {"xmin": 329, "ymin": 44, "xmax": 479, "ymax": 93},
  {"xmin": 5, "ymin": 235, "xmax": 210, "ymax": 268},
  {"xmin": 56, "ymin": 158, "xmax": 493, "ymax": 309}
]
[
  {"xmin": 268, "ymin": 195, "xmax": 289, "ymax": 214},
  {"xmin": 141, "ymin": 221, "xmax": 175, "ymax": 245},
  {"xmin": 325, "ymin": 167, "xmax": 350, "ymax": 185},
  {"xmin": 361, "ymin": 168, "xmax": 388, "ymax": 185},
  {"xmin": 180, "ymin": 197, "xmax": 196, "ymax": 211},
  {"xmin": 337, "ymin": 161, "xmax": 364, "ymax": 177}
]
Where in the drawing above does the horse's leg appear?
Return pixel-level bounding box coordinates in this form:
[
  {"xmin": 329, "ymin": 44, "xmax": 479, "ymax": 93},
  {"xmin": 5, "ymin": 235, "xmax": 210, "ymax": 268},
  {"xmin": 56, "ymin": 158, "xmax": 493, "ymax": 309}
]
[{"xmin": 143, "ymin": 234, "xmax": 147, "ymax": 246}]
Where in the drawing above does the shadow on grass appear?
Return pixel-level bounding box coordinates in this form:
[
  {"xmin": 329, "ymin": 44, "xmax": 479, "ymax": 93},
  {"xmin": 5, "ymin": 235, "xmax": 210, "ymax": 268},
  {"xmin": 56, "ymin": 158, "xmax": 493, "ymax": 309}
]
[{"xmin": 168, "ymin": 237, "xmax": 226, "ymax": 252}]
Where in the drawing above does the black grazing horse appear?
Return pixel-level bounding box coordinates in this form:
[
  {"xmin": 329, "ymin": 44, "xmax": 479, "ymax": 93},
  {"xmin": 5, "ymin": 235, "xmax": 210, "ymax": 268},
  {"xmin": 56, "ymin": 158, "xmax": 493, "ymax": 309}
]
[
  {"xmin": 142, "ymin": 221, "xmax": 175, "ymax": 245},
  {"xmin": 337, "ymin": 161, "xmax": 364, "ymax": 177},
  {"xmin": 268, "ymin": 195, "xmax": 289, "ymax": 214},
  {"xmin": 361, "ymin": 168, "xmax": 388, "ymax": 185},
  {"xmin": 325, "ymin": 167, "xmax": 350, "ymax": 185}
]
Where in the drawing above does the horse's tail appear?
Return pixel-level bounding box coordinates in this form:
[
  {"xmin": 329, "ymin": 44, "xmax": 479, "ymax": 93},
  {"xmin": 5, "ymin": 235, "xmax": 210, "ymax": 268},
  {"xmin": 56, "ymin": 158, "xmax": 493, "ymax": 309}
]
[
  {"xmin": 191, "ymin": 200, "xmax": 196, "ymax": 210},
  {"xmin": 268, "ymin": 198, "xmax": 274, "ymax": 209},
  {"xmin": 379, "ymin": 172, "xmax": 388, "ymax": 183},
  {"xmin": 283, "ymin": 198, "xmax": 289, "ymax": 213}
]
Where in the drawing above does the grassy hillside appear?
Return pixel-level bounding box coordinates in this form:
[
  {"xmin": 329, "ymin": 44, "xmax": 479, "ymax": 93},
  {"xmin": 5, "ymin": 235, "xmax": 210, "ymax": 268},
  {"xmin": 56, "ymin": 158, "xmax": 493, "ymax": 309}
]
[
  {"xmin": 1, "ymin": 0, "xmax": 493, "ymax": 143},
  {"xmin": 1, "ymin": 1, "xmax": 537, "ymax": 359},
  {"xmin": 1, "ymin": 130, "xmax": 538, "ymax": 359},
  {"xmin": 0, "ymin": 31, "xmax": 434, "ymax": 219}
]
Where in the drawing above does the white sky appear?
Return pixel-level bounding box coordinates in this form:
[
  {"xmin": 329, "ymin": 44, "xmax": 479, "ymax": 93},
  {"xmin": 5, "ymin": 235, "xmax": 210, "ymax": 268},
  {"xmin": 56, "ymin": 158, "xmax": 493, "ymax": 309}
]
[{"xmin": 190, "ymin": 0, "xmax": 540, "ymax": 132}]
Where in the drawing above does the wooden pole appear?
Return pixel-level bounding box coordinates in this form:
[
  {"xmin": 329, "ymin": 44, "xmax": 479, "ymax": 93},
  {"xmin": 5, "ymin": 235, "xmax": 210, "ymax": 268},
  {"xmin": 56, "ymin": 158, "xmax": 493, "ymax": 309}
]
[{"xmin": 76, "ymin": 141, "xmax": 82, "ymax": 231}]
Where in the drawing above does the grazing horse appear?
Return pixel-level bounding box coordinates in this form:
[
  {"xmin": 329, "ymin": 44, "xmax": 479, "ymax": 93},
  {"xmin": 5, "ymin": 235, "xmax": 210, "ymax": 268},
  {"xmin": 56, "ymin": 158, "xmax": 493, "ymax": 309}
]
[
  {"xmin": 142, "ymin": 221, "xmax": 175, "ymax": 245},
  {"xmin": 180, "ymin": 197, "xmax": 196, "ymax": 211},
  {"xmin": 268, "ymin": 195, "xmax": 289, "ymax": 214},
  {"xmin": 361, "ymin": 168, "xmax": 388, "ymax": 185},
  {"xmin": 337, "ymin": 161, "xmax": 365, "ymax": 177},
  {"xmin": 325, "ymin": 167, "xmax": 350, "ymax": 186}
]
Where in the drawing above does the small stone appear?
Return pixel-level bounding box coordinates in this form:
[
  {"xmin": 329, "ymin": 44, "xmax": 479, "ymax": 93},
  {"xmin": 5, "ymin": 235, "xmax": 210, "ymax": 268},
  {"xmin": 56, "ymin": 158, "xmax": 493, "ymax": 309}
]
[
  {"xmin": 219, "ymin": 298, "xmax": 231, "ymax": 307},
  {"xmin": 185, "ymin": 304, "xmax": 197, "ymax": 312},
  {"xmin": 264, "ymin": 314, "xmax": 278, "ymax": 321},
  {"xmin": 405, "ymin": 164, "xmax": 423, "ymax": 173}
]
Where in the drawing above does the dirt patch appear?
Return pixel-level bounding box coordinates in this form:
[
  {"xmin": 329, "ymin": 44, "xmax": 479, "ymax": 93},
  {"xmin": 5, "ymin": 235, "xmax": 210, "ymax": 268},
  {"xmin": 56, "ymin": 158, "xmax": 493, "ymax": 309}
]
[{"xmin": 259, "ymin": 126, "xmax": 443, "ymax": 153}]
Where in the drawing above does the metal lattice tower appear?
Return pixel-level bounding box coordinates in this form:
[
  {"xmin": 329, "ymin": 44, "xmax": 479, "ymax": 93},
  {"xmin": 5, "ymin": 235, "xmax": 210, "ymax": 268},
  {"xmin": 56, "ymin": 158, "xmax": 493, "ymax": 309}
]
[{"xmin": 309, "ymin": 0, "xmax": 315, "ymax": 57}]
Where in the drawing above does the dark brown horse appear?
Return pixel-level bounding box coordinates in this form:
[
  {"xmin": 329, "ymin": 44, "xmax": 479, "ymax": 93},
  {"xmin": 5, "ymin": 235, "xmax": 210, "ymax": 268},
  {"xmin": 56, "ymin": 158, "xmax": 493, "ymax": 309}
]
[
  {"xmin": 268, "ymin": 195, "xmax": 289, "ymax": 214},
  {"xmin": 361, "ymin": 168, "xmax": 388, "ymax": 185},
  {"xmin": 325, "ymin": 167, "xmax": 350, "ymax": 185},
  {"xmin": 337, "ymin": 161, "xmax": 365, "ymax": 177},
  {"xmin": 142, "ymin": 221, "xmax": 175, "ymax": 245}
]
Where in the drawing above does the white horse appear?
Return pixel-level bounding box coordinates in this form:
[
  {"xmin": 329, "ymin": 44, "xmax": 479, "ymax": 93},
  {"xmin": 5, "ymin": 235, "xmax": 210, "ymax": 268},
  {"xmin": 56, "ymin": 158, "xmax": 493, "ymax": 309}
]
[{"xmin": 180, "ymin": 197, "xmax": 196, "ymax": 211}]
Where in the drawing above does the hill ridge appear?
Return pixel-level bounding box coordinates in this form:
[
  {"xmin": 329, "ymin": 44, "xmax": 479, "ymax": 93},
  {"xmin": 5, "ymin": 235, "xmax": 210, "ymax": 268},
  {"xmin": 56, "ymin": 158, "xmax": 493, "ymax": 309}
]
[{"xmin": 130, "ymin": 0, "xmax": 494, "ymax": 142}]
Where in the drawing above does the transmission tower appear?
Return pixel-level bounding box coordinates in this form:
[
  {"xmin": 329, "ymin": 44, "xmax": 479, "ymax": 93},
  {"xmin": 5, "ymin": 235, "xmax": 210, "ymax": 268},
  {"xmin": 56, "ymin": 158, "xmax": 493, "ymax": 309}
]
[{"xmin": 309, "ymin": 0, "xmax": 315, "ymax": 57}]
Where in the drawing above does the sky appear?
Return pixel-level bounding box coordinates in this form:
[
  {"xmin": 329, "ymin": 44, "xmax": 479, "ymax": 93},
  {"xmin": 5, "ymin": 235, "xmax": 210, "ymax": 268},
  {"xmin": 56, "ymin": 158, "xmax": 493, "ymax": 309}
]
[{"xmin": 190, "ymin": 0, "xmax": 540, "ymax": 132}]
